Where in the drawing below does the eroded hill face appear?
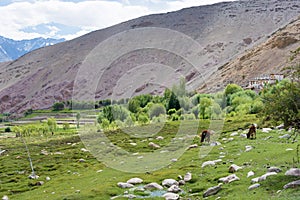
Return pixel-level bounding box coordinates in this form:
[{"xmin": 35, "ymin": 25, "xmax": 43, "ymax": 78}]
[
  {"xmin": 199, "ymin": 17, "xmax": 300, "ymax": 93},
  {"xmin": 0, "ymin": 0, "xmax": 300, "ymax": 114}
]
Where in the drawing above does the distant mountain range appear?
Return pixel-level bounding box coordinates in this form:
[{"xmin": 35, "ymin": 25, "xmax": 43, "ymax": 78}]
[{"xmin": 0, "ymin": 36, "xmax": 64, "ymax": 62}]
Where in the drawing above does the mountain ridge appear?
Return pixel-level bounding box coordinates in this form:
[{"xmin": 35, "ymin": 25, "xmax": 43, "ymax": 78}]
[{"xmin": 0, "ymin": 0, "xmax": 300, "ymax": 114}]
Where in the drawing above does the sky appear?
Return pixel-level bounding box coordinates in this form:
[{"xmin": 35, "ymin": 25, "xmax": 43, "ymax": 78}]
[{"xmin": 0, "ymin": 0, "xmax": 235, "ymax": 40}]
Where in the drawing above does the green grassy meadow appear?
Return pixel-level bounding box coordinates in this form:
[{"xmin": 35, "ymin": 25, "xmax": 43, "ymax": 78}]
[{"xmin": 0, "ymin": 115, "xmax": 299, "ymax": 200}]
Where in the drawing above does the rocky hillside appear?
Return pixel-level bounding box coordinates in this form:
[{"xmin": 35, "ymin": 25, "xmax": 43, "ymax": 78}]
[
  {"xmin": 0, "ymin": 0, "xmax": 300, "ymax": 114},
  {"xmin": 0, "ymin": 36, "xmax": 64, "ymax": 62},
  {"xmin": 199, "ymin": 16, "xmax": 300, "ymax": 93}
]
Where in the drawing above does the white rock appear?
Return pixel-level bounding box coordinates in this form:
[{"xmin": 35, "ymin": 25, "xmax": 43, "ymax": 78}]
[
  {"xmin": 279, "ymin": 134, "xmax": 291, "ymax": 139},
  {"xmin": 78, "ymin": 158, "xmax": 85, "ymax": 162},
  {"xmin": 203, "ymin": 184, "xmax": 222, "ymax": 197},
  {"xmin": 148, "ymin": 142, "xmax": 160, "ymax": 148},
  {"xmin": 202, "ymin": 161, "xmax": 215, "ymax": 168},
  {"xmin": 117, "ymin": 182, "xmax": 134, "ymax": 188},
  {"xmin": 97, "ymin": 170, "xmax": 103, "ymax": 173},
  {"xmin": 286, "ymin": 148, "xmax": 293, "ymax": 151},
  {"xmin": 267, "ymin": 167, "xmax": 282, "ymax": 173},
  {"xmin": 228, "ymin": 138, "xmax": 234, "ymax": 141},
  {"xmin": 253, "ymin": 172, "xmax": 278, "ymax": 183},
  {"xmin": 46, "ymin": 176, "xmax": 51, "ymax": 181},
  {"xmin": 247, "ymin": 171, "xmax": 255, "ymax": 178},
  {"xmin": 240, "ymin": 134, "xmax": 247, "ymax": 138},
  {"xmin": 2, "ymin": 195, "xmax": 9, "ymax": 200},
  {"xmin": 248, "ymin": 183, "xmax": 260, "ymax": 190},
  {"xmin": 210, "ymin": 141, "xmax": 221, "ymax": 146},
  {"xmin": 28, "ymin": 174, "xmax": 39, "ymax": 179},
  {"xmin": 167, "ymin": 185, "xmax": 182, "ymax": 193},
  {"xmin": 213, "ymin": 159, "xmax": 223, "ymax": 164},
  {"xmin": 262, "ymin": 128, "xmax": 272, "ymax": 133},
  {"xmin": 219, "ymin": 174, "xmax": 240, "ymax": 183},
  {"xmin": 123, "ymin": 194, "xmax": 136, "ymax": 199},
  {"xmin": 230, "ymin": 132, "xmax": 238, "ymax": 136},
  {"xmin": 229, "ymin": 164, "xmax": 242, "ymax": 173},
  {"xmin": 251, "ymin": 177, "xmax": 260, "ymax": 183},
  {"xmin": 285, "ymin": 168, "xmax": 300, "ymax": 177},
  {"xmin": 163, "ymin": 192, "xmax": 179, "ymax": 200},
  {"xmin": 127, "ymin": 178, "xmax": 143, "ymax": 184},
  {"xmin": 245, "ymin": 145, "xmax": 253, "ymax": 152},
  {"xmin": 283, "ymin": 180, "xmax": 300, "ymax": 189},
  {"xmin": 81, "ymin": 148, "xmax": 89, "ymax": 152},
  {"xmin": 162, "ymin": 179, "xmax": 179, "ymax": 187},
  {"xmin": 171, "ymin": 158, "xmax": 177, "ymax": 162},
  {"xmin": 156, "ymin": 136, "xmax": 164, "ymax": 140},
  {"xmin": 144, "ymin": 182, "xmax": 163, "ymax": 190},
  {"xmin": 130, "ymin": 143, "xmax": 137, "ymax": 146},
  {"xmin": 184, "ymin": 172, "xmax": 192, "ymax": 182}
]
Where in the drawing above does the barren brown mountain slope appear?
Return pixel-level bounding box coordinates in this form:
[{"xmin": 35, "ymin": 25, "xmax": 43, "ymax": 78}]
[
  {"xmin": 0, "ymin": 0, "xmax": 300, "ymax": 114},
  {"xmin": 198, "ymin": 16, "xmax": 300, "ymax": 93}
]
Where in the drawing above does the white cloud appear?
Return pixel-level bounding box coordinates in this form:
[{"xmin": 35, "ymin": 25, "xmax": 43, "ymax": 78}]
[{"xmin": 0, "ymin": 0, "xmax": 233, "ymax": 40}]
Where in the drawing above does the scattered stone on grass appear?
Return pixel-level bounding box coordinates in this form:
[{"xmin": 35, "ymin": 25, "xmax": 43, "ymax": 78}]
[
  {"xmin": 123, "ymin": 194, "xmax": 136, "ymax": 199},
  {"xmin": 248, "ymin": 183, "xmax": 260, "ymax": 190},
  {"xmin": 283, "ymin": 180, "xmax": 300, "ymax": 189},
  {"xmin": 262, "ymin": 128, "xmax": 272, "ymax": 133},
  {"xmin": 127, "ymin": 178, "xmax": 143, "ymax": 184},
  {"xmin": 240, "ymin": 134, "xmax": 247, "ymax": 138},
  {"xmin": 203, "ymin": 183, "xmax": 222, "ymax": 198},
  {"xmin": 279, "ymin": 134, "xmax": 291, "ymax": 139},
  {"xmin": 184, "ymin": 172, "xmax": 192, "ymax": 182},
  {"xmin": 202, "ymin": 159, "xmax": 222, "ymax": 168},
  {"xmin": 285, "ymin": 168, "xmax": 300, "ymax": 177},
  {"xmin": 219, "ymin": 174, "xmax": 240, "ymax": 183},
  {"xmin": 267, "ymin": 167, "xmax": 282, "ymax": 173},
  {"xmin": 156, "ymin": 136, "xmax": 164, "ymax": 140},
  {"xmin": 264, "ymin": 136, "xmax": 273, "ymax": 140},
  {"xmin": 148, "ymin": 142, "xmax": 160, "ymax": 149},
  {"xmin": 167, "ymin": 185, "xmax": 182, "ymax": 193},
  {"xmin": 245, "ymin": 145, "xmax": 253, "ymax": 152},
  {"xmin": 162, "ymin": 179, "xmax": 179, "ymax": 187},
  {"xmin": 80, "ymin": 148, "xmax": 89, "ymax": 152},
  {"xmin": 46, "ymin": 176, "xmax": 51, "ymax": 181},
  {"xmin": 210, "ymin": 141, "xmax": 221, "ymax": 146},
  {"xmin": 78, "ymin": 158, "xmax": 85, "ymax": 162},
  {"xmin": 247, "ymin": 171, "xmax": 255, "ymax": 178},
  {"xmin": 286, "ymin": 148, "xmax": 293, "ymax": 151},
  {"xmin": 117, "ymin": 182, "xmax": 134, "ymax": 188},
  {"xmin": 171, "ymin": 158, "xmax": 177, "ymax": 162},
  {"xmin": 144, "ymin": 182, "xmax": 163, "ymax": 190},
  {"xmin": 230, "ymin": 132, "xmax": 238, "ymax": 136},
  {"xmin": 163, "ymin": 192, "xmax": 179, "ymax": 200},
  {"xmin": 130, "ymin": 143, "xmax": 137, "ymax": 146},
  {"xmin": 2, "ymin": 195, "xmax": 9, "ymax": 200},
  {"xmin": 251, "ymin": 172, "xmax": 278, "ymax": 183},
  {"xmin": 36, "ymin": 181, "xmax": 44, "ymax": 186},
  {"xmin": 229, "ymin": 164, "xmax": 242, "ymax": 173},
  {"xmin": 28, "ymin": 174, "xmax": 39, "ymax": 179}
]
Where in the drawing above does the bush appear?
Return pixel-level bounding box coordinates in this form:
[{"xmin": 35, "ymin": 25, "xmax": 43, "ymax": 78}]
[
  {"xmin": 149, "ymin": 104, "xmax": 166, "ymax": 119},
  {"xmin": 4, "ymin": 127, "xmax": 11, "ymax": 132},
  {"xmin": 52, "ymin": 102, "xmax": 65, "ymax": 111}
]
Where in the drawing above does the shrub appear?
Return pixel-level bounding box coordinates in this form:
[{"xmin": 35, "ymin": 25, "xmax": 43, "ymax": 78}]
[
  {"xmin": 4, "ymin": 127, "xmax": 11, "ymax": 132},
  {"xmin": 149, "ymin": 104, "xmax": 166, "ymax": 119},
  {"xmin": 52, "ymin": 102, "xmax": 65, "ymax": 111}
]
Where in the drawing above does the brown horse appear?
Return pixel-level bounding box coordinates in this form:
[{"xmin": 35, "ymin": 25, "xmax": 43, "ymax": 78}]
[
  {"xmin": 247, "ymin": 124, "xmax": 256, "ymax": 139},
  {"xmin": 200, "ymin": 130, "xmax": 211, "ymax": 143}
]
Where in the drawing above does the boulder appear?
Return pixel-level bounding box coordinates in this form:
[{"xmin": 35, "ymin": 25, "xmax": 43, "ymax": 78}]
[
  {"xmin": 229, "ymin": 164, "xmax": 242, "ymax": 173},
  {"xmin": 219, "ymin": 174, "xmax": 240, "ymax": 183},
  {"xmin": 285, "ymin": 168, "xmax": 300, "ymax": 177},
  {"xmin": 187, "ymin": 144, "xmax": 198, "ymax": 149},
  {"xmin": 248, "ymin": 183, "xmax": 260, "ymax": 190},
  {"xmin": 262, "ymin": 128, "xmax": 272, "ymax": 133},
  {"xmin": 279, "ymin": 134, "xmax": 291, "ymax": 139},
  {"xmin": 245, "ymin": 146, "xmax": 253, "ymax": 152},
  {"xmin": 148, "ymin": 142, "xmax": 160, "ymax": 149},
  {"xmin": 240, "ymin": 134, "xmax": 247, "ymax": 138},
  {"xmin": 156, "ymin": 136, "xmax": 164, "ymax": 140},
  {"xmin": 203, "ymin": 184, "xmax": 222, "ymax": 198},
  {"xmin": 144, "ymin": 182, "xmax": 163, "ymax": 190},
  {"xmin": 267, "ymin": 167, "xmax": 282, "ymax": 173},
  {"xmin": 283, "ymin": 180, "xmax": 300, "ymax": 189},
  {"xmin": 167, "ymin": 185, "xmax": 182, "ymax": 193},
  {"xmin": 2, "ymin": 196, "xmax": 9, "ymax": 200},
  {"xmin": 163, "ymin": 192, "xmax": 179, "ymax": 200},
  {"xmin": 184, "ymin": 172, "xmax": 192, "ymax": 182},
  {"xmin": 202, "ymin": 159, "xmax": 222, "ymax": 168},
  {"xmin": 127, "ymin": 178, "xmax": 143, "ymax": 184},
  {"xmin": 117, "ymin": 182, "xmax": 134, "ymax": 188},
  {"xmin": 210, "ymin": 141, "xmax": 221, "ymax": 146},
  {"xmin": 162, "ymin": 179, "xmax": 178, "ymax": 187},
  {"xmin": 252, "ymin": 172, "xmax": 277, "ymax": 183},
  {"xmin": 247, "ymin": 171, "xmax": 255, "ymax": 178},
  {"xmin": 230, "ymin": 132, "xmax": 238, "ymax": 136}
]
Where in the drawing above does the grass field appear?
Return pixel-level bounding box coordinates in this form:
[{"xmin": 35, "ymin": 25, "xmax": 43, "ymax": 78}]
[{"xmin": 0, "ymin": 115, "xmax": 299, "ymax": 199}]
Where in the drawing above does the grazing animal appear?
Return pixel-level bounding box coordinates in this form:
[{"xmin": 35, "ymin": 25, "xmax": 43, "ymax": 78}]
[
  {"xmin": 201, "ymin": 130, "xmax": 211, "ymax": 143},
  {"xmin": 247, "ymin": 124, "xmax": 256, "ymax": 139}
]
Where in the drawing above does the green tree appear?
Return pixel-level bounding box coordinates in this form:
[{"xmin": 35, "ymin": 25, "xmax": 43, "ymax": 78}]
[
  {"xmin": 101, "ymin": 118, "xmax": 110, "ymax": 130},
  {"xmin": 149, "ymin": 104, "xmax": 166, "ymax": 119},
  {"xmin": 138, "ymin": 113, "xmax": 149, "ymax": 125},
  {"xmin": 52, "ymin": 102, "xmax": 65, "ymax": 111},
  {"xmin": 128, "ymin": 99, "xmax": 140, "ymax": 113},
  {"xmin": 167, "ymin": 92, "xmax": 180, "ymax": 111},
  {"xmin": 199, "ymin": 97, "xmax": 212, "ymax": 119},
  {"xmin": 47, "ymin": 118, "xmax": 57, "ymax": 134}
]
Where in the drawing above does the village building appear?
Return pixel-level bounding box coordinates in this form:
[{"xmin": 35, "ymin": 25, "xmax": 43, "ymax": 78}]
[{"xmin": 246, "ymin": 73, "xmax": 284, "ymax": 91}]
